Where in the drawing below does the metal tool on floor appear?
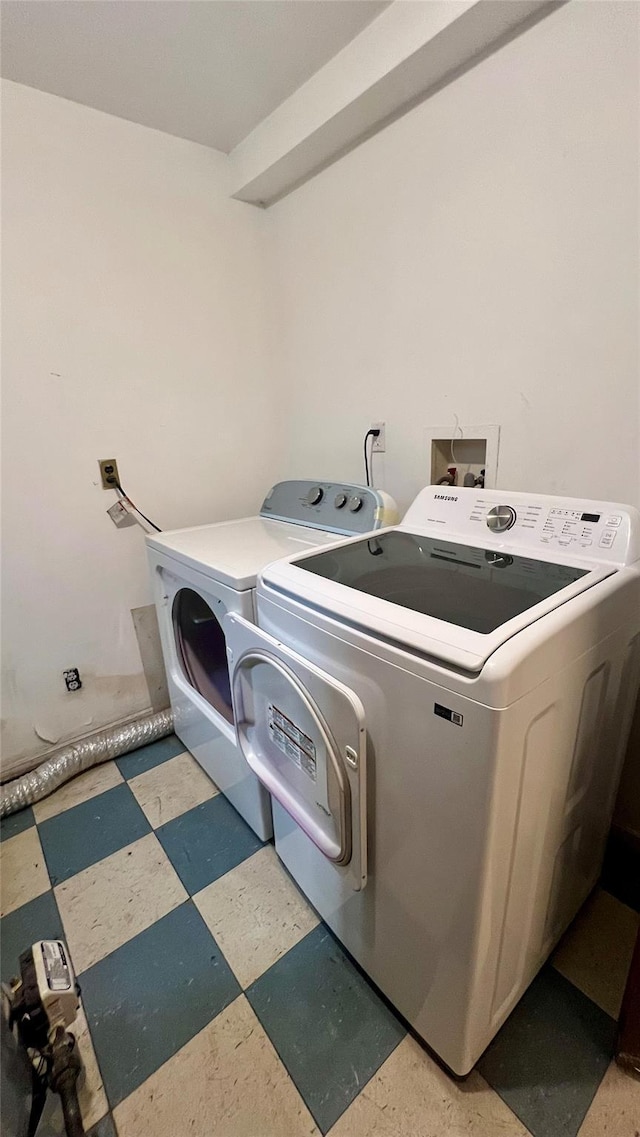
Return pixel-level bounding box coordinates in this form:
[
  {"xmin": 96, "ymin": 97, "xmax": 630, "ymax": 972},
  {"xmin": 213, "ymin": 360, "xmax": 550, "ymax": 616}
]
[{"xmin": 2, "ymin": 940, "xmax": 84, "ymax": 1137}]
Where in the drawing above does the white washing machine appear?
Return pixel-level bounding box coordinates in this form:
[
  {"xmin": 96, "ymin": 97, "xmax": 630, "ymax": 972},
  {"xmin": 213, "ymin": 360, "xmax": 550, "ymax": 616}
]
[
  {"xmin": 224, "ymin": 487, "xmax": 640, "ymax": 1071},
  {"xmin": 146, "ymin": 480, "xmax": 398, "ymax": 840}
]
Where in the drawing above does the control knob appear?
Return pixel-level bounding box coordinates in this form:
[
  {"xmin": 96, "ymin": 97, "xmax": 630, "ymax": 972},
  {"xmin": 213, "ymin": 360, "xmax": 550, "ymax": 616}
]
[
  {"xmin": 486, "ymin": 505, "xmax": 517, "ymax": 533},
  {"xmin": 334, "ymin": 493, "xmax": 348, "ymax": 509},
  {"xmin": 306, "ymin": 486, "xmax": 324, "ymax": 506},
  {"xmin": 348, "ymin": 495, "xmax": 363, "ymax": 513}
]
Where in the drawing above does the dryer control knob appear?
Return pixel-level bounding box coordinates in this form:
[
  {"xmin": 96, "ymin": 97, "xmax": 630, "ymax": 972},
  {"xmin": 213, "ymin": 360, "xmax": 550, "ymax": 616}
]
[
  {"xmin": 306, "ymin": 486, "xmax": 324, "ymax": 506},
  {"xmin": 486, "ymin": 505, "xmax": 516, "ymax": 532},
  {"xmin": 334, "ymin": 493, "xmax": 348, "ymax": 509},
  {"xmin": 349, "ymin": 495, "xmax": 364, "ymax": 513}
]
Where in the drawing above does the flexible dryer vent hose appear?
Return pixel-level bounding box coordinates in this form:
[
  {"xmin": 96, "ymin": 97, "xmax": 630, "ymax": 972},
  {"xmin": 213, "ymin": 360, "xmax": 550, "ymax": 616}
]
[{"xmin": 0, "ymin": 709, "xmax": 174, "ymax": 817}]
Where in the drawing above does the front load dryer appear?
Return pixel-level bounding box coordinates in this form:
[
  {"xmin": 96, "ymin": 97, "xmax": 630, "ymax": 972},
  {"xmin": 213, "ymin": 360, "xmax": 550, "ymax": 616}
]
[
  {"xmin": 146, "ymin": 480, "xmax": 397, "ymax": 840},
  {"xmin": 224, "ymin": 486, "xmax": 640, "ymax": 1069}
]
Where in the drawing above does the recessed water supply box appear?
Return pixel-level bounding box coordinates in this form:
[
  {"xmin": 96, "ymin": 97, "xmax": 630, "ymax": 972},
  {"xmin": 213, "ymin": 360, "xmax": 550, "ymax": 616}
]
[{"xmin": 426, "ymin": 424, "xmax": 500, "ymax": 488}]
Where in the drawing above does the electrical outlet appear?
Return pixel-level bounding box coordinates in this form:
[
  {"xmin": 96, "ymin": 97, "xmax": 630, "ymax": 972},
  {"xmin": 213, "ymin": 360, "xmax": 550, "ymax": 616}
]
[
  {"xmin": 99, "ymin": 458, "xmax": 120, "ymax": 490},
  {"xmin": 371, "ymin": 422, "xmax": 386, "ymax": 452},
  {"xmin": 63, "ymin": 668, "xmax": 82, "ymax": 692}
]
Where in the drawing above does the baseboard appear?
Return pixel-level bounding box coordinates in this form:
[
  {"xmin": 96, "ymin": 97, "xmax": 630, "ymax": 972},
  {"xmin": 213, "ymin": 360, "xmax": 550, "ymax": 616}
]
[{"xmin": 0, "ymin": 705, "xmax": 165, "ymax": 785}]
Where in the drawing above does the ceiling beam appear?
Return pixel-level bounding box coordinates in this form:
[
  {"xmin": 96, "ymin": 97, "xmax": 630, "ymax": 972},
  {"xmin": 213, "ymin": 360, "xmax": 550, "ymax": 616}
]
[{"xmin": 229, "ymin": 0, "xmax": 565, "ymax": 208}]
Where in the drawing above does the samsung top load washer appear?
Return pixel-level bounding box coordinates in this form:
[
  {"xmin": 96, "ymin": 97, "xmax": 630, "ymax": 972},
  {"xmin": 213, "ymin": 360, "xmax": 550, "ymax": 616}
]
[
  {"xmin": 146, "ymin": 479, "xmax": 397, "ymax": 840},
  {"xmin": 225, "ymin": 486, "xmax": 640, "ymax": 1071}
]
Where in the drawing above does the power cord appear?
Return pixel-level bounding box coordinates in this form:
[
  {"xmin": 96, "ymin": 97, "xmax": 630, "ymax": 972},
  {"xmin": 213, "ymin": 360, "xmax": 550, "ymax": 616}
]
[
  {"xmin": 363, "ymin": 428, "xmax": 380, "ymax": 487},
  {"xmin": 114, "ymin": 481, "xmax": 162, "ymax": 532}
]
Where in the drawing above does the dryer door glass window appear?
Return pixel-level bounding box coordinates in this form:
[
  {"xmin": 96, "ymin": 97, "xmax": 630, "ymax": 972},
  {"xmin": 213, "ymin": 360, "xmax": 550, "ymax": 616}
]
[{"xmin": 172, "ymin": 589, "xmax": 234, "ymax": 723}]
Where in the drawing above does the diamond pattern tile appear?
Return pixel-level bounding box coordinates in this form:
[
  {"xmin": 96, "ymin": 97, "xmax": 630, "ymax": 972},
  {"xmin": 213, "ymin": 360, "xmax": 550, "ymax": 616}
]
[
  {"xmin": 113, "ymin": 996, "xmax": 319, "ymax": 1137},
  {"xmin": 0, "ymin": 827, "xmax": 49, "ymax": 916},
  {"xmin": 0, "ymin": 890, "xmax": 64, "ymax": 982},
  {"xmin": 116, "ymin": 734, "xmax": 187, "ymax": 781},
  {"xmin": 128, "ymin": 750, "xmax": 217, "ymax": 828},
  {"xmin": 80, "ymin": 900, "xmax": 240, "ymax": 1107},
  {"xmin": 478, "ymin": 965, "xmax": 617, "ymax": 1137},
  {"xmin": 55, "ymin": 832, "xmax": 187, "ymax": 972},
  {"xmin": 0, "ymin": 806, "xmax": 35, "ymax": 841},
  {"xmin": 247, "ymin": 924, "xmax": 406, "ymax": 1133},
  {"xmin": 0, "ymin": 750, "xmax": 633, "ymax": 1137},
  {"xmin": 38, "ymin": 783, "xmax": 150, "ymax": 885},
  {"xmin": 156, "ymin": 793, "xmax": 262, "ymax": 894},
  {"xmin": 193, "ymin": 845, "xmax": 318, "ymax": 987}
]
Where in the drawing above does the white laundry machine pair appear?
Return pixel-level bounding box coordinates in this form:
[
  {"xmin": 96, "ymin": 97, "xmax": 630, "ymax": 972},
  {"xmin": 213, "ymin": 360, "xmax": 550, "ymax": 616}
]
[
  {"xmin": 146, "ymin": 480, "xmax": 398, "ymax": 840},
  {"xmin": 224, "ymin": 486, "xmax": 640, "ymax": 1074}
]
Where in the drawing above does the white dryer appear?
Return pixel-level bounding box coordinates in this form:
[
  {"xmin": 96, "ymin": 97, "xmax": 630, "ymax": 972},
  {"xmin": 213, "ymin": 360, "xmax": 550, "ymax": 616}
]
[
  {"xmin": 225, "ymin": 487, "xmax": 640, "ymax": 1071},
  {"xmin": 146, "ymin": 480, "xmax": 397, "ymax": 840}
]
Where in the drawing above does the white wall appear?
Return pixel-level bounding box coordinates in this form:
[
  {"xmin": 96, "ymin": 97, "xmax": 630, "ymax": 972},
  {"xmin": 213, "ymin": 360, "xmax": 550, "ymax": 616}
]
[
  {"xmin": 1, "ymin": 80, "xmax": 281, "ymax": 775},
  {"xmin": 264, "ymin": 0, "xmax": 640, "ymax": 831},
  {"xmin": 266, "ymin": 1, "xmax": 639, "ymax": 515},
  {"xmin": 2, "ymin": 1, "xmax": 639, "ymax": 822}
]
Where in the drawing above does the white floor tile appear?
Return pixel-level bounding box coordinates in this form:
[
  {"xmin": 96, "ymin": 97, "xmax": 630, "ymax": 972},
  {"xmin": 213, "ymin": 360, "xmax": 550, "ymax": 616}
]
[
  {"xmin": 1, "ymin": 827, "xmax": 49, "ymax": 916},
  {"xmin": 194, "ymin": 845, "xmax": 318, "ymax": 987},
  {"xmin": 552, "ymin": 889, "xmax": 640, "ymax": 1019},
  {"xmin": 113, "ymin": 994, "xmax": 320, "ymax": 1137},
  {"xmin": 578, "ymin": 1060, "xmax": 640, "ymax": 1136},
  {"xmin": 73, "ymin": 1004, "xmax": 110, "ymax": 1130},
  {"xmin": 55, "ymin": 832, "xmax": 187, "ymax": 973},
  {"xmin": 328, "ymin": 1034, "xmax": 530, "ymax": 1136},
  {"xmin": 33, "ymin": 762, "xmax": 124, "ymax": 823},
  {"xmin": 128, "ymin": 751, "xmax": 217, "ymax": 828}
]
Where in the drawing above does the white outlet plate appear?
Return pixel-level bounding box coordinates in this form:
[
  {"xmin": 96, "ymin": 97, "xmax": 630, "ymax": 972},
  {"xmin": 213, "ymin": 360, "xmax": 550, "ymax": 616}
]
[{"xmin": 371, "ymin": 422, "xmax": 386, "ymax": 452}]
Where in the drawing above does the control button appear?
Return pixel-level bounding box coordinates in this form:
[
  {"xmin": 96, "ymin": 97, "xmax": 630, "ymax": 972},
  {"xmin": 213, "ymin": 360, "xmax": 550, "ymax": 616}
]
[
  {"xmin": 334, "ymin": 493, "xmax": 348, "ymax": 509},
  {"xmin": 606, "ymin": 515, "xmax": 622, "ymax": 527},
  {"xmin": 580, "ymin": 539, "xmax": 593, "ymax": 546},
  {"xmin": 348, "ymin": 495, "xmax": 363, "ymax": 513},
  {"xmin": 486, "ymin": 505, "xmax": 517, "ymax": 533},
  {"xmin": 599, "ymin": 530, "xmax": 616, "ymax": 548},
  {"xmin": 306, "ymin": 486, "xmax": 324, "ymax": 506}
]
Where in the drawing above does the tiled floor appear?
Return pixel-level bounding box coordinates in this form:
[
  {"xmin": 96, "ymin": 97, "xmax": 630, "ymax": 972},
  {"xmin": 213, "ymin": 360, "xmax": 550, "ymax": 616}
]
[{"xmin": 1, "ymin": 734, "xmax": 639, "ymax": 1137}]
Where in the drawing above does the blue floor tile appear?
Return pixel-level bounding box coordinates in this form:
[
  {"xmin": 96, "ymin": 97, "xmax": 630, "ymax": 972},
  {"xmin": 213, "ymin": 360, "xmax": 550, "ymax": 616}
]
[
  {"xmin": 0, "ymin": 807, "xmax": 35, "ymax": 841},
  {"xmin": 80, "ymin": 900, "xmax": 240, "ymax": 1107},
  {"xmin": 156, "ymin": 793, "xmax": 262, "ymax": 895},
  {"xmin": 478, "ymin": 965, "xmax": 617, "ymax": 1137},
  {"xmin": 1, "ymin": 890, "xmax": 64, "ymax": 982},
  {"xmin": 247, "ymin": 925, "xmax": 406, "ymax": 1133},
  {"xmin": 38, "ymin": 783, "xmax": 150, "ymax": 885},
  {"xmin": 116, "ymin": 733, "xmax": 186, "ymax": 780},
  {"xmin": 86, "ymin": 1114, "xmax": 117, "ymax": 1137}
]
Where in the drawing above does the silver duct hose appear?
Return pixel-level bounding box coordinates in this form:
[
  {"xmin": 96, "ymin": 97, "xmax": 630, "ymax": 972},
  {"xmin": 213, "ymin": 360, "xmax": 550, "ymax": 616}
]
[{"xmin": 1, "ymin": 709, "xmax": 174, "ymax": 817}]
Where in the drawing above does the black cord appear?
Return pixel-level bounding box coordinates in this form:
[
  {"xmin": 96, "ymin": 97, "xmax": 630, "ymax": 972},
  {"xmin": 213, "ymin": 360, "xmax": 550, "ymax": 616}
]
[
  {"xmin": 363, "ymin": 429, "xmax": 379, "ymax": 488},
  {"xmin": 114, "ymin": 481, "xmax": 162, "ymax": 532}
]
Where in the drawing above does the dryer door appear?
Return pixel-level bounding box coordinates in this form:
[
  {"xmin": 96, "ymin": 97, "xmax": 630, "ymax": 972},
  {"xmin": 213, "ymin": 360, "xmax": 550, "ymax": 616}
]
[{"xmin": 225, "ymin": 613, "xmax": 367, "ymax": 890}]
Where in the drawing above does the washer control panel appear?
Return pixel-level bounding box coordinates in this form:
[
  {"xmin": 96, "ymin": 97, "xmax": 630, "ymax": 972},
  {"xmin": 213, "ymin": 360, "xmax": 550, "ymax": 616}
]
[
  {"xmin": 402, "ymin": 487, "xmax": 638, "ymax": 565},
  {"xmin": 261, "ymin": 480, "xmax": 398, "ymax": 535},
  {"xmin": 541, "ymin": 507, "xmax": 624, "ymax": 552}
]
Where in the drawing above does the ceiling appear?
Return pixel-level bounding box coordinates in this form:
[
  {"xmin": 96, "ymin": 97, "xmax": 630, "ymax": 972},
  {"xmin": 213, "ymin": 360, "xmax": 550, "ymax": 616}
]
[{"xmin": 0, "ymin": 0, "xmax": 390, "ymax": 153}]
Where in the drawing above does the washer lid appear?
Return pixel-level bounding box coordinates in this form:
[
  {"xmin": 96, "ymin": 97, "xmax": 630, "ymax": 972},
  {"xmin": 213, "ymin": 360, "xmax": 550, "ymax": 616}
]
[
  {"xmin": 260, "ymin": 528, "xmax": 617, "ymax": 672},
  {"xmin": 146, "ymin": 516, "xmax": 342, "ymax": 591}
]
